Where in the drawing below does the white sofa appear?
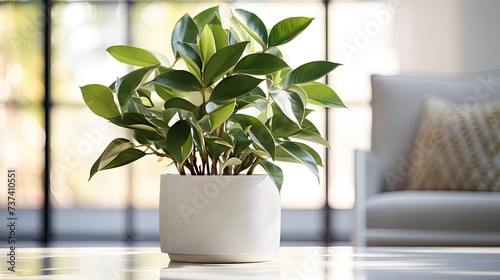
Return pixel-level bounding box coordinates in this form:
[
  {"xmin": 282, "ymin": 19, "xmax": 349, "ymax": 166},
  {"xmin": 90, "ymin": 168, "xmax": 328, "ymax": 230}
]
[{"xmin": 352, "ymin": 71, "xmax": 500, "ymax": 246}]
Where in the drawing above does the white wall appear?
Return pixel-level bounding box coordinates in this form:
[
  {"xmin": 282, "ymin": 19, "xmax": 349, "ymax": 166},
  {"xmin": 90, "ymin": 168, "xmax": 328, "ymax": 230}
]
[{"xmin": 394, "ymin": 0, "xmax": 500, "ymax": 75}]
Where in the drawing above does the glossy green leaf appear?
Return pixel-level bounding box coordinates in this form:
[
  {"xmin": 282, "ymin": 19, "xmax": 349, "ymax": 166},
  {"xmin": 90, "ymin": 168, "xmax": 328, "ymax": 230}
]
[
  {"xmin": 109, "ymin": 112, "xmax": 161, "ymax": 133},
  {"xmin": 259, "ymin": 159, "xmax": 283, "ymax": 191},
  {"xmin": 132, "ymin": 128, "xmax": 164, "ymax": 142},
  {"xmin": 205, "ymin": 136, "xmax": 233, "ymax": 159},
  {"xmin": 80, "ymin": 84, "xmax": 120, "ymax": 119},
  {"xmin": 233, "ymin": 53, "xmax": 289, "ymax": 75},
  {"xmin": 277, "ymin": 141, "xmax": 319, "ymax": 182},
  {"xmin": 300, "ymin": 81, "xmax": 347, "ymax": 108},
  {"xmin": 222, "ymin": 157, "xmax": 242, "ymax": 170},
  {"xmin": 204, "ymin": 42, "xmax": 249, "ymax": 87},
  {"xmin": 171, "ymin": 14, "xmax": 199, "ymax": 57},
  {"xmin": 164, "ymin": 98, "xmax": 200, "ymax": 119},
  {"xmin": 228, "ymin": 128, "xmax": 252, "ymax": 155},
  {"xmin": 193, "ymin": 6, "xmax": 220, "ymax": 30},
  {"xmin": 166, "ymin": 120, "xmax": 192, "ymax": 165},
  {"xmin": 270, "ymin": 111, "xmax": 301, "ymax": 138},
  {"xmin": 89, "ymin": 138, "xmax": 144, "ymax": 180},
  {"xmin": 174, "ymin": 42, "xmax": 202, "ymax": 68},
  {"xmin": 228, "ymin": 17, "xmax": 252, "ymax": 45},
  {"xmin": 210, "ymin": 75, "xmax": 263, "ymax": 102},
  {"xmin": 117, "ymin": 66, "xmax": 157, "ymax": 108},
  {"xmin": 154, "ymin": 84, "xmax": 175, "ymax": 101},
  {"xmin": 230, "ymin": 114, "xmax": 276, "ymax": 159},
  {"xmin": 269, "ymin": 17, "xmax": 313, "ymax": 47},
  {"xmin": 207, "ymin": 15, "xmax": 228, "ymax": 51},
  {"xmin": 294, "ymin": 142, "xmax": 323, "ymax": 166},
  {"xmin": 289, "ymin": 118, "xmax": 330, "ymax": 148},
  {"xmin": 178, "ymin": 51, "xmax": 201, "ymax": 81},
  {"xmin": 135, "ymin": 89, "xmax": 154, "ymax": 107},
  {"xmin": 233, "ymin": 8, "xmax": 268, "ymax": 48},
  {"xmin": 270, "ymin": 89, "xmax": 305, "ymax": 126},
  {"xmin": 198, "ymin": 101, "xmax": 235, "ymax": 133},
  {"xmin": 283, "ymin": 61, "xmax": 341, "ymax": 88},
  {"xmin": 107, "ymin": 45, "xmax": 160, "ymax": 67},
  {"xmin": 236, "ymin": 95, "xmax": 267, "ymax": 111},
  {"xmin": 198, "ymin": 25, "xmax": 216, "ymax": 66},
  {"xmin": 152, "ymin": 70, "xmax": 202, "ymax": 92}
]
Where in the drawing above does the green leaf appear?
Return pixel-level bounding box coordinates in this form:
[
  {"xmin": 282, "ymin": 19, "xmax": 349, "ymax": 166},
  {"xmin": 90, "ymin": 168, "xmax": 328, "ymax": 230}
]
[
  {"xmin": 259, "ymin": 160, "xmax": 283, "ymax": 191},
  {"xmin": 109, "ymin": 112, "xmax": 161, "ymax": 133},
  {"xmin": 228, "ymin": 17, "xmax": 252, "ymax": 45},
  {"xmin": 152, "ymin": 70, "xmax": 202, "ymax": 92},
  {"xmin": 198, "ymin": 25, "xmax": 216, "ymax": 66},
  {"xmin": 174, "ymin": 42, "xmax": 202, "ymax": 68},
  {"xmin": 236, "ymin": 95, "xmax": 267, "ymax": 111},
  {"xmin": 294, "ymin": 142, "xmax": 323, "ymax": 166},
  {"xmin": 135, "ymin": 89, "xmax": 154, "ymax": 107},
  {"xmin": 154, "ymin": 84, "xmax": 175, "ymax": 101},
  {"xmin": 205, "ymin": 136, "xmax": 232, "ymax": 159},
  {"xmin": 107, "ymin": 45, "xmax": 160, "ymax": 67},
  {"xmin": 185, "ymin": 117, "xmax": 204, "ymax": 152},
  {"xmin": 222, "ymin": 157, "xmax": 242, "ymax": 170},
  {"xmin": 269, "ymin": 17, "xmax": 314, "ymax": 47},
  {"xmin": 193, "ymin": 6, "xmax": 220, "ymax": 30},
  {"xmin": 210, "ymin": 75, "xmax": 263, "ymax": 102},
  {"xmin": 166, "ymin": 120, "xmax": 192, "ymax": 165},
  {"xmin": 164, "ymin": 98, "xmax": 200, "ymax": 119},
  {"xmin": 117, "ymin": 66, "xmax": 157, "ymax": 108},
  {"xmin": 233, "ymin": 53, "xmax": 289, "ymax": 75},
  {"xmin": 207, "ymin": 15, "xmax": 228, "ymax": 51},
  {"xmin": 132, "ymin": 128, "xmax": 164, "ymax": 142},
  {"xmin": 178, "ymin": 52, "xmax": 202, "ymax": 81},
  {"xmin": 289, "ymin": 118, "xmax": 330, "ymax": 148},
  {"xmin": 277, "ymin": 141, "xmax": 319, "ymax": 182},
  {"xmin": 80, "ymin": 84, "xmax": 120, "ymax": 119},
  {"xmin": 300, "ymin": 81, "xmax": 347, "ymax": 108},
  {"xmin": 228, "ymin": 128, "xmax": 252, "ymax": 155},
  {"xmin": 174, "ymin": 42, "xmax": 202, "ymax": 75},
  {"xmin": 230, "ymin": 114, "xmax": 276, "ymax": 159},
  {"xmin": 89, "ymin": 138, "xmax": 144, "ymax": 180},
  {"xmin": 270, "ymin": 111, "xmax": 301, "ymax": 138},
  {"xmin": 204, "ymin": 42, "xmax": 249, "ymax": 87},
  {"xmin": 270, "ymin": 89, "xmax": 305, "ymax": 126},
  {"xmin": 283, "ymin": 61, "xmax": 341, "ymax": 88},
  {"xmin": 171, "ymin": 14, "xmax": 199, "ymax": 57},
  {"xmin": 198, "ymin": 101, "xmax": 235, "ymax": 133},
  {"xmin": 233, "ymin": 8, "xmax": 268, "ymax": 48}
]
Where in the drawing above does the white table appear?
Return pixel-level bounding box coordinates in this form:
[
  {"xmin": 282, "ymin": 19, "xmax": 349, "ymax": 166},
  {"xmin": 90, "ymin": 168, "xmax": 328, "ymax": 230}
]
[{"xmin": 1, "ymin": 246, "xmax": 500, "ymax": 279}]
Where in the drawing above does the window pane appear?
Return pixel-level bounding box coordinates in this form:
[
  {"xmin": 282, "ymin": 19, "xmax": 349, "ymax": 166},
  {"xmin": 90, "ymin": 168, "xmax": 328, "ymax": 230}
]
[
  {"xmin": 328, "ymin": 105, "xmax": 371, "ymax": 209},
  {"xmin": 51, "ymin": 2, "xmax": 128, "ymax": 104},
  {"xmin": 0, "ymin": 3, "xmax": 44, "ymax": 104},
  {"xmin": 327, "ymin": 2, "xmax": 399, "ymax": 209},
  {"xmin": 51, "ymin": 107, "xmax": 129, "ymax": 208},
  {"xmin": 0, "ymin": 106, "xmax": 45, "ymax": 208}
]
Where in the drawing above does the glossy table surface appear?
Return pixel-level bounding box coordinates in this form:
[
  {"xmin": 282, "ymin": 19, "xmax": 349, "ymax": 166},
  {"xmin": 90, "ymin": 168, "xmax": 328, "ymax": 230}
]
[{"xmin": 1, "ymin": 246, "xmax": 500, "ymax": 279}]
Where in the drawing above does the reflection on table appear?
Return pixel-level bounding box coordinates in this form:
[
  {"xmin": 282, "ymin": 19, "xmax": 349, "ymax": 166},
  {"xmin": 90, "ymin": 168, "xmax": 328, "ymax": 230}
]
[{"xmin": 1, "ymin": 246, "xmax": 500, "ymax": 279}]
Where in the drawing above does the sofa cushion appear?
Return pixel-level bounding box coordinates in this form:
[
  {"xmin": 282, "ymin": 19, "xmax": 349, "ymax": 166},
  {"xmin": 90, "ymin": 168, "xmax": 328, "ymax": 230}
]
[
  {"xmin": 370, "ymin": 71, "xmax": 500, "ymax": 191},
  {"xmin": 366, "ymin": 191, "xmax": 500, "ymax": 232},
  {"xmin": 405, "ymin": 96, "xmax": 500, "ymax": 191}
]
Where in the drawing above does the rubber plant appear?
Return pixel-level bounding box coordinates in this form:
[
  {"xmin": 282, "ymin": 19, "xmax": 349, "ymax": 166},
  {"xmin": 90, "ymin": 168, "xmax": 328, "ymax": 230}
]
[{"xmin": 81, "ymin": 5, "xmax": 345, "ymax": 191}]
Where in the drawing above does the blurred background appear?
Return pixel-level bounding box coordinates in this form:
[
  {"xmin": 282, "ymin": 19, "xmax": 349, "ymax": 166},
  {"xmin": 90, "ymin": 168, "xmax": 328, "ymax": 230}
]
[{"xmin": 1, "ymin": 0, "xmax": 499, "ymax": 246}]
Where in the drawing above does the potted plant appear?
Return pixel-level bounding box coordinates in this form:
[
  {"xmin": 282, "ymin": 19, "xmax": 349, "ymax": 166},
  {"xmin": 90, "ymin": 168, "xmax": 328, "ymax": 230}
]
[{"xmin": 81, "ymin": 5, "xmax": 345, "ymax": 263}]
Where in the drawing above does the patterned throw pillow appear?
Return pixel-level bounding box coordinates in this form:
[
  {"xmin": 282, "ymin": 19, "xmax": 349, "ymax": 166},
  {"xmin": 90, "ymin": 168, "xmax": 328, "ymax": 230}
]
[{"xmin": 405, "ymin": 96, "xmax": 500, "ymax": 191}]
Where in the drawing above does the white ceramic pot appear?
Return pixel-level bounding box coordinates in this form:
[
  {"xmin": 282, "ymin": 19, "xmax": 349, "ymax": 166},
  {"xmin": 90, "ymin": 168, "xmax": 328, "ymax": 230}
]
[{"xmin": 159, "ymin": 174, "xmax": 281, "ymax": 263}]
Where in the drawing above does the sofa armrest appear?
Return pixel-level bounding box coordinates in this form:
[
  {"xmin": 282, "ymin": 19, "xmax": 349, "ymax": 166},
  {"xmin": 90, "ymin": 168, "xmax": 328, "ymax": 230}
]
[{"xmin": 352, "ymin": 149, "xmax": 385, "ymax": 246}]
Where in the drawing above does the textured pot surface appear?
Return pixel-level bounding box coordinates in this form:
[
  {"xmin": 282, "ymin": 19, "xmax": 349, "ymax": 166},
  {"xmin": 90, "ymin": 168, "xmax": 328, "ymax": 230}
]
[{"xmin": 159, "ymin": 174, "xmax": 281, "ymax": 263}]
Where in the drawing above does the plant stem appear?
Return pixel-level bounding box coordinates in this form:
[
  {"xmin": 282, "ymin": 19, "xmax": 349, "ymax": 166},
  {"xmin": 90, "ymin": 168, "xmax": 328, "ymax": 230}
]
[{"xmin": 247, "ymin": 158, "xmax": 260, "ymax": 175}]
